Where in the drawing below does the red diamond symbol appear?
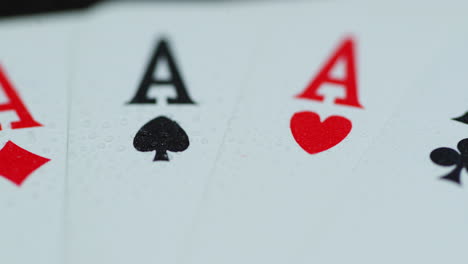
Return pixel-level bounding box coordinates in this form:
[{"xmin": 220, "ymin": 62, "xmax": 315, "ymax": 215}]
[{"xmin": 0, "ymin": 141, "xmax": 50, "ymax": 186}]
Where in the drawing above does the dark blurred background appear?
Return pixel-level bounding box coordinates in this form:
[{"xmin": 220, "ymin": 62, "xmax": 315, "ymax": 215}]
[
  {"xmin": 1, "ymin": 0, "xmax": 263, "ymax": 17},
  {"xmin": 3, "ymin": 0, "xmax": 290, "ymax": 17},
  {"xmin": 0, "ymin": 0, "xmax": 100, "ymax": 17}
]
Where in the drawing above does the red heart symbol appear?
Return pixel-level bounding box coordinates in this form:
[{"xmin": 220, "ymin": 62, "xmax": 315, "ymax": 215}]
[{"xmin": 290, "ymin": 111, "xmax": 352, "ymax": 154}]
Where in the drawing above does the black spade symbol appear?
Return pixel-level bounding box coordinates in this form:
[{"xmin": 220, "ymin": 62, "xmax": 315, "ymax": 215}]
[
  {"xmin": 133, "ymin": 116, "xmax": 189, "ymax": 161},
  {"xmin": 430, "ymin": 138, "xmax": 468, "ymax": 185}
]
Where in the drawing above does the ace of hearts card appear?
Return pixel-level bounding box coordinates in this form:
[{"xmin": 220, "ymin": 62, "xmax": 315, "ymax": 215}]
[
  {"xmin": 179, "ymin": 2, "xmax": 468, "ymax": 264},
  {"xmin": 308, "ymin": 38, "xmax": 468, "ymax": 264}
]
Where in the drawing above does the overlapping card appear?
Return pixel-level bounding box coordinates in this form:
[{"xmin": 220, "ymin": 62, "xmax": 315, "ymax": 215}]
[
  {"xmin": 0, "ymin": 1, "xmax": 468, "ymax": 263},
  {"xmin": 0, "ymin": 13, "xmax": 79, "ymax": 264}
]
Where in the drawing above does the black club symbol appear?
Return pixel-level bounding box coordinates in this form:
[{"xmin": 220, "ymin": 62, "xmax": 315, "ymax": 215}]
[{"xmin": 430, "ymin": 138, "xmax": 468, "ymax": 185}]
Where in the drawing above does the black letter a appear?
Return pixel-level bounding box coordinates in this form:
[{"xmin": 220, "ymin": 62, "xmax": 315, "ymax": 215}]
[{"xmin": 128, "ymin": 39, "xmax": 195, "ymax": 105}]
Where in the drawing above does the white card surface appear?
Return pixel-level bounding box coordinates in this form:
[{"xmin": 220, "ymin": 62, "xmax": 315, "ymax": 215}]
[
  {"xmin": 0, "ymin": 15, "xmax": 76, "ymax": 264},
  {"xmin": 180, "ymin": 3, "xmax": 468, "ymax": 264},
  {"xmin": 66, "ymin": 4, "xmax": 265, "ymax": 264},
  {"xmin": 308, "ymin": 39, "xmax": 468, "ymax": 264}
]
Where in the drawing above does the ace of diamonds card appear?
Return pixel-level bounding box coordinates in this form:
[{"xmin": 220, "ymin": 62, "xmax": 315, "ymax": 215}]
[{"xmin": 0, "ymin": 14, "xmax": 77, "ymax": 264}]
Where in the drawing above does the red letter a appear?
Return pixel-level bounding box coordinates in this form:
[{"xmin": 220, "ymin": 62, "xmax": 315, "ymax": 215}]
[
  {"xmin": 0, "ymin": 65, "xmax": 42, "ymax": 130},
  {"xmin": 296, "ymin": 37, "xmax": 363, "ymax": 109}
]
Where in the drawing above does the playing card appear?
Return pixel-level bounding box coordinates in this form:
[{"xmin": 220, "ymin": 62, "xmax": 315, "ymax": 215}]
[
  {"xmin": 0, "ymin": 14, "xmax": 77, "ymax": 264},
  {"xmin": 301, "ymin": 38, "xmax": 468, "ymax": 264},
  {"xmin": 66, "ymin": 3, "xmax": 266, "ymax": 263},
  {"xmin": 179, "ymin": 2, "xmax": 468, "ymax": 263}
]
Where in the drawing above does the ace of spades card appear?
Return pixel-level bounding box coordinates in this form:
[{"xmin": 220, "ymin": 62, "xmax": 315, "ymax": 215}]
[
  {"xmin": 0, "ymin": 15, "xmax": 77, "ymax": 264},
  {"xmin": 305, "ymin": 39, "xmax": 468, "ymax": 264},
  {"xmin": 179, "ymin": 2, "xmax": 468, "ymax": 264},
  {"xmin": 66, "ymin": 4, "xmax": 266, "ymax": 264}
]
